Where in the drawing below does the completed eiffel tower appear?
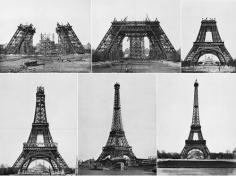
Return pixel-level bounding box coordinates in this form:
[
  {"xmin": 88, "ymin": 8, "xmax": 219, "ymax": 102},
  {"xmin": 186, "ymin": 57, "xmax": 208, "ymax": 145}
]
[
  {"xmin": 97, "ymin": 83, "xmax": 136, "ymax": 162},
  {"xmin": 13, "ymin": 87, "xmax": 69, "ymax": 173},
  {"xmin": 181, "ymin": 80, "xmax": 210, "ymax": 159}
]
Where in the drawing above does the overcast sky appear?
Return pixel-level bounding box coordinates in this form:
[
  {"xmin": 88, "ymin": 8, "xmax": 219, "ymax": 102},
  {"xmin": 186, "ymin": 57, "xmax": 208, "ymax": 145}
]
[
  {"xmin": 181, "ymin": 0, "xmax": 236, "ymax": 60},
  {"xmin": 78, "ymin": 74, "xmax": 156, "ymax": 161},
  {"xmin": 92, "ymin": 0, "xmax": 180, "ymax": 50},
  {"xmin": 157, "ymin": 74, "xmax": 236, "ymax": 154},
  {"xmin": 0, "ymin": 0, "xmax": 90, "ymax": 45},
  {"xmin": 0, "ymin": 74, "xmax": 78, "ymax": 167}
]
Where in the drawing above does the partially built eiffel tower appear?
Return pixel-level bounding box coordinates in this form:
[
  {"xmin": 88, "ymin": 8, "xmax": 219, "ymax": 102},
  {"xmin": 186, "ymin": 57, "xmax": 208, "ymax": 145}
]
[
  {"xmin": 93, "ymin": 17, "xmax": 178, "ymax": 61},
  {"xmin": 13, "ymin": 87, "xmax": 69, "ymax": 173},
  {"xmin": 6, "ymin": 24, "xmax": 35, "ymax": 54},
  {"xmin": 56, "ymin": 22, "xmax": 85, "ymax": 55},
  {"xmin": 184, "ymin": 18, "xmax": 233, "ymax": 65}
]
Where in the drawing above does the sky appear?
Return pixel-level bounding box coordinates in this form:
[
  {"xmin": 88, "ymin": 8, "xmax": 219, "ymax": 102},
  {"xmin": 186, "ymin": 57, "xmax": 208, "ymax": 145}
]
[
  {"xmin": 0, "ymin": 74, "xmax": 78, "ymax": 167},
  {"xmin": 77, "ymin": 74, "xmax": 156, "ymax": 161},
  {"xmin": 92, "ymin": 0, "xmax": 180, "ymax": 50},
  {"xmin": 0, "ymin": 0, "xmax": 90, "ymax": 45},
  {"xmin": 157, "ymin": 74, "xmax": 236, "ymax": 154},
  {"xmin": 181, "ymin": 0, "xmax": 236, "ymax": 60}
]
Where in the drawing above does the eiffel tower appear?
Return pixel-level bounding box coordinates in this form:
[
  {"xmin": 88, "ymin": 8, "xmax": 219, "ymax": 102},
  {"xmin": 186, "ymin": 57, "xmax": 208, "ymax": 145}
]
[
  {"xmin": 97, "ymin": 83, "xmax": 136, "ymax": 162},
  {"xmin": 6, "ymin": 24, "xmax": 35, "ymax": 54},
  {"xmin": 93, "ymin": 17, "xmax": 178, "ymax": 61},
  {"xmin": 56, "ymin": 22, "xmax": 85, "ymax": 55},
  {"xmin": 184, "ymin": 18, "xmax": 233, "ymax": 65},
  {"xmin": 13, "ymin": 87, "xmax": 69, "ymax": 173},
  {"xmin": 181, "ymin": 80, "xmax": 210, "ymax": 159}
]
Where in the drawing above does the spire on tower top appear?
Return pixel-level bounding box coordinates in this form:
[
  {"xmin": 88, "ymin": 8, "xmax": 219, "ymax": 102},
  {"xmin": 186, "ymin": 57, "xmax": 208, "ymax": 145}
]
[
  {"xmin": 114, "ymin": 82, "xmax": 120, "ymax": 88},
  {"xmin": 194, "ymin": 79, "xmax": 198, "ymax": 87},
  {"xmin": 192, "ymin": 80, "xmax": 200, "ymax": 126},
  {"xmin": 37, "ymin": 86, "xmax": 44, "ymax": 93}
]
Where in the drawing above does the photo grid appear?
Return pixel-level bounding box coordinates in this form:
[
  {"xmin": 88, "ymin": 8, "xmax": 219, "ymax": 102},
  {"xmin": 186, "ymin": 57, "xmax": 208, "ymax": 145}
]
[{"xmin": 1, "ymin": 0, "xmax": 236, "ymax": 176}]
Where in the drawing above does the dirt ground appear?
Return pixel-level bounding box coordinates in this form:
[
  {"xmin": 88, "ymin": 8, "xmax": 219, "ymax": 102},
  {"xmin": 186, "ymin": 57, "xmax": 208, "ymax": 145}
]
[
  {"xmin": 0, "ymin": 54, "xmax": 91, "ymax": 73},
  {"xmin": 92, "ymin": 60, "xmax": 181, "ymax": 73},
  {"xmin": 182, "ymin": 65, "xmax": 236, "ymax": 73}
]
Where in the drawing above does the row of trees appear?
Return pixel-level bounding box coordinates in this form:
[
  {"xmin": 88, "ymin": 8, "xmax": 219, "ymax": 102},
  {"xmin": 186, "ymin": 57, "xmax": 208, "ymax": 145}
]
[
  {"xmin": 157, "ymin": 150, "xmax": 236, "ymax": 159},
  {"xmin": 157, "ymin": 151, "xmax": 181, "ymax": 159},
  {"xmin": 0, "ymin": 167, "xmax": 18, "ymax": 175}
]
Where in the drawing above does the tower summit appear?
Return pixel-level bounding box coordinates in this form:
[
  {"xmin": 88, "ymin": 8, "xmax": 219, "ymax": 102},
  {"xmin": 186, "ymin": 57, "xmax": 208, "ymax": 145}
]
[
  {"xmin": 181, "ymin": 80, "xmax": 210, "ymax": 159},
  {"xmin": 97, "ymin": 83, "xmax": 136, "ymax": 162}
]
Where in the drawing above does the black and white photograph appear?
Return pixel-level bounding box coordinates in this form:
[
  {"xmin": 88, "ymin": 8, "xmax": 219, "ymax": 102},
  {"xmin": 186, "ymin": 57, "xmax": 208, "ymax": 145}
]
[
  {"xmin": 92, "ymin": 0, "xmax": 180, "ymax": 73},
  {"xmin": 2, "ymin": 0, "xmax": 236, "ymax": 175},
  {"xmin": 181, "ymin": 0, "xmax": 236, "ymax": 73},
  {"xmin": 0, "ymin": 74, "xmax": 78, "ymax": 175},
  {"xmin": 0, "ymin": 0, "xmax": 91, "ymax": 73},
  {"xmin": 77, "ymin": 75, "xmax": 157, "ymax": 174},
  {"xmin": 157, "ymin": 74, "xmax": 236, "ymax": 175}
]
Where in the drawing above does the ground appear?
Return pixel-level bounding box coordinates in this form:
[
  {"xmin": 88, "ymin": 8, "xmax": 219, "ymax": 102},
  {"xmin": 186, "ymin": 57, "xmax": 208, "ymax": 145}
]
[
  {"xmin": 0, "ymin": 54, "xmax": 91, "ymax": 73},
  {"xmin": 78, "ymin": 167, "xmax": 155, "ymax": 175},
  {"xmin": 92, "ymin": 60, "xmax": 181, "ymax": 73},
  {"xmin": 182, "ymin": 66, "xmax": 236, "ymax": 73}
]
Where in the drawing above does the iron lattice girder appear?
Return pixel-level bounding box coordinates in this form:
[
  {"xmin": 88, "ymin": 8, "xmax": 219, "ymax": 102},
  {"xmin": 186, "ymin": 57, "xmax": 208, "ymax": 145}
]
[
  {"xmin": 97, "ymin": 83, "xmax": 136, "ymax": 162},
  {"xmin": 103, "ymin": 146, "xmax": 133, "ymax": 151},
  {"xmin": 112, "ymin": 21, "xmax": 161, "ymax": 33},
  {"xmin": 7, "ymin": 24, "xmax": 35, "ymax": 54},
  {"xmin": 26, "ymin": 124, "xmax": 54, "ymax": 145},
  {"xmin": 94, "ymin": 19, "xmax": 177, "ymax": 61},
  {"xmin": 193, "ymin": 42, "xmax": 225, "ymax": 46},
  {"xmin": 187, "ymin": 126, "xmax": 204, "ymax": 141},
  {"xmin": 13, "ymin": 87, "xmax": 69, "ymax": 173},
  {"xmin": 181, "ymin": 80, "xmax": 210, "ymax": 159},
  {"xmin": 185, "ymin": 139, "xmax": 206, "ymax": 145},
  {"xmin": 185, "ymin": 19, "xmax": 233, "ymax": 63},
  {"xmin": 196, "ymin": 20, "xmax": 222, "ymax": 42},
  {"xmin": 56, "ymin": 23, "xmax": 85, "ymax": 54},
  {"xmin": 106, "ymin": 134, "xmax": 130, "ymax": 147}
]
